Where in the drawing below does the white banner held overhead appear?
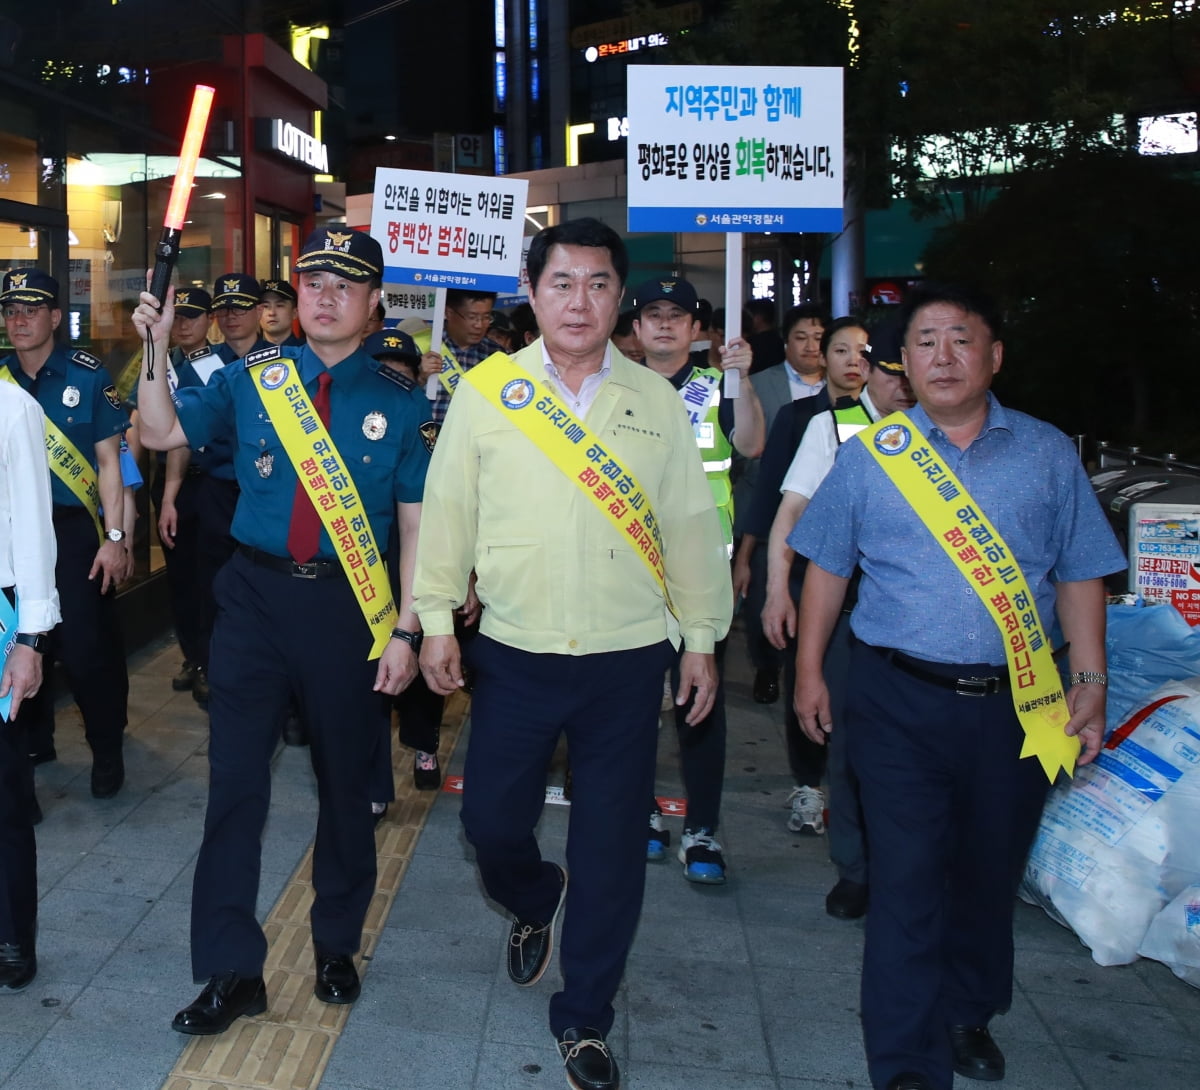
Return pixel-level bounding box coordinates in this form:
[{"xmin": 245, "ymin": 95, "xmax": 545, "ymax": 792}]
[
  {"xmin": 626, "ymin": 65, "xmax": 844, "ymax": 234},
  {"xmin": 370, "ymin": 168, "xmax": 529, "ymax": 292}
]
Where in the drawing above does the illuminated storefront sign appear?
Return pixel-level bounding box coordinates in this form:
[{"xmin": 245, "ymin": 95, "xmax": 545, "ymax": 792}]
[{"xmin": 256, "ymin": 118, "xmax": 328, "ymax": 173}]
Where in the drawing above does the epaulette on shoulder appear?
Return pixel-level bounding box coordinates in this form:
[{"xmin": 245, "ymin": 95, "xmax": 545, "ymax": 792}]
[
  {"xmin": 70, "ymin": 349, "xmax": 102, "ymax": 370},
  {"xmin": 186, "ymin": 345, "xmax": 215, "ymax": 362},
  {"xmin": 375, "ymin": 363, "xmax": 415, "ymax": 392},
  {"xmin": 243, "ymin": 345, "xmax": 301, "ymax": 369}
]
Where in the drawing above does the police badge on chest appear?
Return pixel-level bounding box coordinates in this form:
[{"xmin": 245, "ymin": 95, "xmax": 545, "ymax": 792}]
[{"xmin": 255, "ymin": 453, "xmax": 274, "ymax": 478}]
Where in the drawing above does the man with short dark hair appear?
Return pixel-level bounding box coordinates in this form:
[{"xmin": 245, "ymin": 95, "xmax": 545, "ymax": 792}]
[
  {"xmin": 425, "ymin": 288, "xmax": 504, "ymax": 423},
  {"xmin": 792, "ymin": 284, "xmax": 1124, "ymax": 1090},
  {"xmin": 134, "ymin": 228, "xmax": 431, "ymax": 1036},
  {"xmin": 745, "ymin": 297, "xmax": 784, "ymax": 374},
  {"xmin": 0, "ymin": 269, "xmax": 130, "ymax": 798},
  {"xmin": 415, "ymin": 218, "xmax": 731, "ymax": 1090}
]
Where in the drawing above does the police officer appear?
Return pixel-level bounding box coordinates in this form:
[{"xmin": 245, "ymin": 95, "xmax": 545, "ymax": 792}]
[
  {"xmin": 364, "ymin": 330, "xmax": 448, "ymax": 794},
  {"xmin": 136, "ymin": 287, "xmax": 217, "ymax": 692},
  {"xmin": 187, "ymin": 274, "xmax": 271, "ymax": 707},
  {"xmin": 630, "ymin": 276, "xmax": 761, "ymax": 885},
  {"xmin": 0, "ymin": 269, "xmax": 130, "ymax": 799},
  {"xmin": 133, "ymin": 228, "xmax": 429, "ymax": 1036},
  {"xmin": 259, "ymin": 279, "xmax": 303, "ymax": 347}
]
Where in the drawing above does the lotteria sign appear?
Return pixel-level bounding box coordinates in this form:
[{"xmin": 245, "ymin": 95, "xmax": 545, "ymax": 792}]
[{"xmin": 255, "ymin": 118, "xmax": 329, "ymax": 173}]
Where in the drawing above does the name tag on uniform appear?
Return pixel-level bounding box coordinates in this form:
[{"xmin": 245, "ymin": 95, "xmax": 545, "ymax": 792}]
[{"xmin": 695, "ymin": 420, "xmax": 715, "ymax": 449}]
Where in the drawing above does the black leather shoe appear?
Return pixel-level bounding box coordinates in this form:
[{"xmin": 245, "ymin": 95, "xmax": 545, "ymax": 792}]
[
  {"xmin": 825, "ymin": 877, "xmax": 868, "ymax": 920},
  {"xmin": 171, "ymin": 972, "xmax": 267, "ymax": 1035},
  {"xmin": 193, "ymin": 667, "xmax": 210, "ymax": 709},
  {"xmin": 412, "ymin": 751, "xmax": 441, "ymax": 790},
  {"xmin": 950, "ymin": 1024, "xmax": 1005, "ymax": 1081},
  {"xmin": 558, "ymin": 1027, "xmax": 619, "ymax": 1090},
  {"xmin": 0, "ymin": 943, "xmax": 36, "ymax": 992},
  {"xmin": 752, "ymin": 668, "xmax": 780, "ymax": 704},
  {"xmin": 887, "ymin": 1074, "xmax": 934, "ymax": 1090},
  {"xmin": 91, "ymin": 753, "xmax": 125, "ymax": 799},
  {"xmin": 314, "ymin": 952, "xmax": 361, "ymax": 1004},
  {"xmin": 172, "ymin": 661, "xmax": 196, "ymax": 691},
  {"xmin": 27, "ymin": 746, "xmax": 56, "ymax": 766},
  {"xmin": 507, "ymin": 863, "xmax": 567, "ymax": 987}
]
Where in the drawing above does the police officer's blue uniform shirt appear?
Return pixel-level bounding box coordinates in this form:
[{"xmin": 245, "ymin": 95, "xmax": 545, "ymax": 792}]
[
  {"xmin": 174, "ymin": 344, "xmax": 432, "ymax": 561},
  {"xmin": 1, "ymin": 346, "xmax": 128, "ymax": 508},
  {"xmin": 215, "ymin": 338, "xmax": 270, "ymax": 365},
  {"xmin": 790, "ymin": 394, "xmax": 1125, "ymax": 666}
]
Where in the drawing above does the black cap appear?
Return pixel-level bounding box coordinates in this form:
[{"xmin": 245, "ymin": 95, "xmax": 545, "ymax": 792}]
[
  {"xmin": 212, "ymin": 273, "xmax": 261, "ymax": 310},
  {"xmin": 868, "ymin": 319, "xmax": 905, "ymax": 375},
  {"xmin": 173, "ymin": 287, "xmax": 212, "ymax": 316},
  {"xmin": 260, "ymin": 278, "xmax": 297, "ymax": 303},
  {"xmin": 293, "ymin": 228, "xmax": 383, "ymax": 282},
  {"xmin": 629, "ymin": 277, "xmax": 700, "ymax": 317},
  {"xmin": 0, "ymin": 268, "xmax": 59, "ymax": 307},
  {"xmin": 364, "ymin": 329, "xmax": 420, "ymax": 363}
]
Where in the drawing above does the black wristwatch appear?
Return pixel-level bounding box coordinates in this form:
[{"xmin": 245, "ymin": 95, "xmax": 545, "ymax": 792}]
[
  {"xmin": 391, "ymin": 627, "xmax": 423, "ymax": 653},
  {"xmin": 14, "ymin": 632, "xmax": 49, "ymax": 654}
]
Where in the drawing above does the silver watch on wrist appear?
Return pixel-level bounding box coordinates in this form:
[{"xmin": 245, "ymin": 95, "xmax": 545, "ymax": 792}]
[{"xmin": 105, "ymin": 527, "xmax": 126, "ymax": 543}]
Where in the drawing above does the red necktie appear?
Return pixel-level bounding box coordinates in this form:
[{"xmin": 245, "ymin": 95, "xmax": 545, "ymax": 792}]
[{"xmin": 286, "ymin": 369, "xmax": 332, "ymax": 563}]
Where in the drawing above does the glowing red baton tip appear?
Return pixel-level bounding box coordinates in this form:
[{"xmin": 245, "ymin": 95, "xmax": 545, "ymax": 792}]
[{"xmin": 164, "ymin": 84, "xmax": 215, "ymax": 231}]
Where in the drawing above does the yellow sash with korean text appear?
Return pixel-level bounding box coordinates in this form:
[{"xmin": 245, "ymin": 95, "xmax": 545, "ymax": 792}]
[
  {"xmin": 859, "ymin": 412, "xmax": 1077, "ymax": 782},
  {"xmin": 464, "ymin": 352, "xmax": 673, "ymax": 611},
  {"xmin": 250, "ymin": 359, "xmax": 397, "ymax": 659},
  {"xmin": 0, "ymin": 367, "xmax": 103, "ymax": 540},
  {"xmin": 434, "ymin": 346, "xmax": 466, "ymax": 398}
]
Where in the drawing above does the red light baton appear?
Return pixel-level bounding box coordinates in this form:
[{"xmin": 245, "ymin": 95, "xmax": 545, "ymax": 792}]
[{"xmin": 148, "ymin": 84, "xmax": 215, "ymax": 307}]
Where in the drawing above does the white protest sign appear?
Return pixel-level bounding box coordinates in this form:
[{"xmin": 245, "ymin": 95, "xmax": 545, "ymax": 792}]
[
  {"xmin": 626, "ymin": 65, "xmax": 844, "ymax": 234},
  {"xmin": 370, "ymin": 168, "xmax": 529, "ymax": 291},
  {"xmin": 381, "ymin": 284, "xmax": 436, "ymax": 325}
]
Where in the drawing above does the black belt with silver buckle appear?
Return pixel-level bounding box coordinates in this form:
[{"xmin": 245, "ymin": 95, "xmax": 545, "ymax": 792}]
[
  {"xmin": 876, "ymin": 646, "xmax": 1008, "ymax": 697},
  {"xmin": 237, "ymin": 544, "xmax": 339, "ymax": 580}
]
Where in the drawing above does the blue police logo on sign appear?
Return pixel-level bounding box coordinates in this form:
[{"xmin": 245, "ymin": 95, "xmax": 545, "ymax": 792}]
[
  {"xmin": 500, "ymin": 378, "xmax": 535, "ymax": 410},
  {"xmin": 260, "ymin": 362, "xmax": 290, "ymax": 390},
  {"xmin": 874, "ymin": 423, "xmax": 911, "ymax": 456}
]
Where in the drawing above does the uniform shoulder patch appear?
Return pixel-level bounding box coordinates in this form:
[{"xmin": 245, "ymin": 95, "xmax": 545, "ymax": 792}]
[
  {"xmin": 375, "ymin": 363, "xmax": 415, "ymax": 392},
  {"xmin": 103, "ymin": 384, "xmax": 122, "ymax": 411},
  {"xmin": 244, "ymin": 345, "xmax": 283, "ymax": 368},
  {"xmin": 186, "ymin": 345, "xmax": 215, "ymax": 362},
  {"xmin": 71, "ymin": 349, "xmax": 102, "ymax": 370},
  {"xmin": 419, "ymin": 420, "xmax": 440, "ymax": 453}
]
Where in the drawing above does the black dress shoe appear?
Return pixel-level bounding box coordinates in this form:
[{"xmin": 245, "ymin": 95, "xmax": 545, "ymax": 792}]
[
  {"xmin": 507, "ymin": 863, "xmax": 567, "ymax": 987},
  {"xmin": 27, "ymin": 746, "xmax": 56, "ymax": 766},
  {"xmin": 825, "ymin": 877, "xmax": 868, "ymax": 920},
  {"xmin": 193, "ymin": 667, "xmax": 210, "ymax": 709},
  {"xmin": 172, "ymin": 972, "xmax": 267, "ymax": 1035},
  {"xmin": 557, "ymin": 1027, "xmax": 619, "ymax": 1090},
  {"xmin": 412, "ymin": 751, "xmax": 441, "ymax": 790},
  {"xmin": 949, "ymin": 1024, "xmax": 1005, "ymax": 1081},
  {"xmin": 314, "ymin": 952, "xmax": 361, "ymax": 1004},
  {"xmin": 172, "ymin": 661, "xmax": 196, "ymax": 692},
  {"xmin": 752, "ymin": 668, "xmax": 780, "ymax": 704},
  {"xmin": 91, "ymin": 753, "xmax": 125, "ymax": 799},
  {"xmin": 0, "ymin": 943, "xmax": 36, "ymax": 992},
  {"xmin": 887, "ymin": 1074, "xmax": 934, "ymax": 1090}
]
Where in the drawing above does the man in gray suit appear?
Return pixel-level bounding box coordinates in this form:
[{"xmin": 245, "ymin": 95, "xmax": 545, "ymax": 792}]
[{"xmin": 733, "ymin": 303, "xmax": 828, "ymax": 704}]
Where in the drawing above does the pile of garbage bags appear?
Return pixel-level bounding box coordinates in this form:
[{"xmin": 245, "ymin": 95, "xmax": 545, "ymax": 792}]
[{"xmin": 1020, "ymin": 601, "xmax": 1200, "ymax": 986}]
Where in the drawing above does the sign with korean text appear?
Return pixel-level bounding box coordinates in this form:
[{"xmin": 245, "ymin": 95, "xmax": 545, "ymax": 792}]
[
  {"xmin": 626, "ymin": 65, "xmax": 844, "ymax": 234},
  {"xmin": 381, "ymin": 285, "xmax": 436, "ymax": 325},
  {"xmin": 370, "ymin": 168, "xmax": 528, "ymax": 292}
]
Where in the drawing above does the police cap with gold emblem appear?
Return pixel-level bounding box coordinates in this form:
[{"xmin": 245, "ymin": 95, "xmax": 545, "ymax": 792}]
[
  {"xmin": 0, "ymin": 268, "xmax": 59, "ymax": 307},
  {"xmin": 259, "ymin": 278, "xmax": 297, "ymax": 304},
  {"xmin": 293, "ymin": 228, "xmax": 383, "ymax": 283},
  {"xmin": 364, "ymin": 329, "xmax": 421, "ymax": 365},
  {"xmin": 173, "ymin": 287, "xmax": 213, "ymax": 316},
  {"xmin": 867, "ymin": 319, "xmax": 905, "ymax": 376},
  {"xmin": 211, "ymin": 272, "xmax": 262, "ymax": 310},
  {"xmin": 629, "ymin": 276, "xmax": 700, "ymax": 318}
]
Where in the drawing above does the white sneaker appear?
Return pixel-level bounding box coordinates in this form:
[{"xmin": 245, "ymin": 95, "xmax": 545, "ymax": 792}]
[
  {"xmin": 678, "ymin": 828, "xmax": 726, "ymax": 884},
  {"xmin": 786, "ymin": 785, "xmax": 826, "ymax": 835}
]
